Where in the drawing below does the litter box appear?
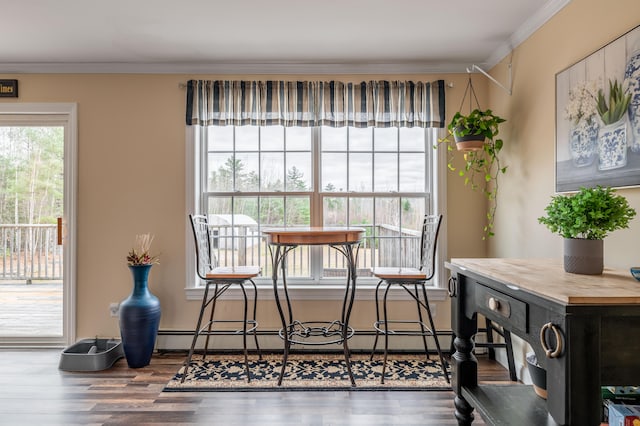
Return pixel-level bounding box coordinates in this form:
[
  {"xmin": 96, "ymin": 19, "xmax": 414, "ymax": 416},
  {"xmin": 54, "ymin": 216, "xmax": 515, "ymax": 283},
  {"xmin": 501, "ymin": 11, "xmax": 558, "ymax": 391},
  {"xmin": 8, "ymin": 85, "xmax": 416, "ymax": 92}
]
[{"xmin": 59, "ymin": 338, "xmax": 124, "ymax": 371}]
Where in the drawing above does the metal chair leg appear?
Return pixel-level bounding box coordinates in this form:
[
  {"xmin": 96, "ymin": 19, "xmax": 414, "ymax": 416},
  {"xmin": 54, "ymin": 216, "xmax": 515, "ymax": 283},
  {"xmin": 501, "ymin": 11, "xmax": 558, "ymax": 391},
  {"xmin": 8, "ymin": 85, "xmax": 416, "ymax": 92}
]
[
  {"xmin": 420, "ymin": 283, "xmax": 449, "ymax": 383},
  {"xmin": 485, "ymin": 319, "xmax": 518, "ymax": 381},
  {"xmin": 381, "ymin": 282, "xmax": 392, "ymax": 384},
  {"xmin": 413, "ymin": 282, "xmax": 430, "ymax": 360},
  {"xmin": 485, "ymin": 317, "xmax": 496, "ymax": 360},
  {"xmin": 202, "ymin": 283, "xmax": 220, "ymax": 361},
  {"xmin": 181, "ymin": 283, "xmax": 211, "ymax": 383},
  {"xmin": 503, "ymin": 328, "xmax": 517, "ymax": 381},
  {"xmin": 240, "ymin": 282, "xmax": 251, "ymax": 382},
  {"xmin": 370, "ymin": 279, "xmax": 384, "ymax": 361},
  {"xmin": 249, "ymin": 279, "xmax": 262, "ymax": 360}
]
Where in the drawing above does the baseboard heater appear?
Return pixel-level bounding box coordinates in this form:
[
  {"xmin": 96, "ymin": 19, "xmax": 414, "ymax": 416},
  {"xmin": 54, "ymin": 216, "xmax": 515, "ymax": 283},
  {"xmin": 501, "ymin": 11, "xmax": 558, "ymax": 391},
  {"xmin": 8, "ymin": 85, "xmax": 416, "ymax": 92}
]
[
  {"xmin": 157, "ymin": 328, "xmax": 454, "ymax": 337},
  {"xmin": 156, "ymin": 328, "xmax": 456, "ymax": 353}
]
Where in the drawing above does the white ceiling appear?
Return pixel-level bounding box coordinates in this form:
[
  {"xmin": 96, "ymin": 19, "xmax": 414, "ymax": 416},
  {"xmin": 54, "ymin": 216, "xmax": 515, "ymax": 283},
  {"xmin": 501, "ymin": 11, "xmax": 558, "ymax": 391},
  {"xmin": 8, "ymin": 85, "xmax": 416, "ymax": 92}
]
[{"xmin": 1, "ymin": 0, "xmax": 569, "ymax": 74}]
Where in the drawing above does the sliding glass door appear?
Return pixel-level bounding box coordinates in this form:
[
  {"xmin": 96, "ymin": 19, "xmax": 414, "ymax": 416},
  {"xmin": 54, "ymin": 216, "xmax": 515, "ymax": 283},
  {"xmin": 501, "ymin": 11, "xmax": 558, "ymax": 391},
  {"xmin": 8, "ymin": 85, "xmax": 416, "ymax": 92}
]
[{"xmin": 0, "ymin": 105, "xmax": 77, "ymax": 347}]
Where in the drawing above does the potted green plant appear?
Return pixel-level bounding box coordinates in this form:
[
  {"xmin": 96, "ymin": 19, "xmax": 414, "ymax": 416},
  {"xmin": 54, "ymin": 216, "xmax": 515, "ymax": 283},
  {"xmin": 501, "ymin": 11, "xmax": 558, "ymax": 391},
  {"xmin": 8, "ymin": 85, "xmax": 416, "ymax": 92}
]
[
  {"xmin": 538, "ymin": 186, "xmax": 636, "ymax": 275},
  {"xmin": 437, "ymin": 108, "xmax": 507, "ymax": 239},
  {"xmin": 445, "ymin": 108, "xmax": 506, "ymax": 152},
  {"xmin": 595, "ymin": 79, "xmax": 632, "ymax": 170}
]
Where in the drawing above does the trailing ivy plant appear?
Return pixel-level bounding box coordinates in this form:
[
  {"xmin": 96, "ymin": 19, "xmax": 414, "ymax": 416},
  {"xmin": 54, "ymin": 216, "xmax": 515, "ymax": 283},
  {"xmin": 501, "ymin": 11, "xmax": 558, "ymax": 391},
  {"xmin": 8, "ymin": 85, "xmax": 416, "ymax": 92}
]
[
  {"xmin": 437, "ymin": 108, "xmax": 507, "ymax": 239},
  {"xmin": 538, "ymin": 186, "xmax": 636, "ymax": 240}
]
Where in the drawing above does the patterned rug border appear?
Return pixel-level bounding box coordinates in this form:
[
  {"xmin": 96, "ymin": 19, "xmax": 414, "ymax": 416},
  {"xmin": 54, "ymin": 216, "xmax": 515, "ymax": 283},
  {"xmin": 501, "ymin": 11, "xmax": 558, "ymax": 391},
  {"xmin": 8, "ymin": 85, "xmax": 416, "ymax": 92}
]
[{"xmin": 164, "ymin": 353, "xmax": 451, "ymax": 392}]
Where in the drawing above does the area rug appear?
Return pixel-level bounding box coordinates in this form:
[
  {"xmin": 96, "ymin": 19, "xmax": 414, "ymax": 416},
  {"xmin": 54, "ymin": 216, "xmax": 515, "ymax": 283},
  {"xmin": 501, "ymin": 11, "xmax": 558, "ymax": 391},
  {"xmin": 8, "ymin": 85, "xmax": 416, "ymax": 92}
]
[{"xmin": 164, "ymin": 353, "xmax": 450, "ymax": 392}]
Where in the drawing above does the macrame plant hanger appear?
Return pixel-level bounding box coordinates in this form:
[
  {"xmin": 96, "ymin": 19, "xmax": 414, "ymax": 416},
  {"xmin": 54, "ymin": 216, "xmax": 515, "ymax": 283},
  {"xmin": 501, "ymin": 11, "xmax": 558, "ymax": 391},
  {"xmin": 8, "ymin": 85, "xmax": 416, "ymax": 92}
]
[
  {"xmin": 454, "ymin": 77, "xmax": 485, "ymax": 152},
  {"xmin": 459, "ymin": 76, "xmax": 481, "ymax": 116}
]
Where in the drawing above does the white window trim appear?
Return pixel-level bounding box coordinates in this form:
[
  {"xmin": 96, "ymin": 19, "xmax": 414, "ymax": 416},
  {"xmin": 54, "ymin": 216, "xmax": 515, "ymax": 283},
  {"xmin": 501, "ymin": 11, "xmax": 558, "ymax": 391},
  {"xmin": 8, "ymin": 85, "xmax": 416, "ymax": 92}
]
[{"xmin": 185, "ymin": 125, "xmax": 448, "ymax": 302}]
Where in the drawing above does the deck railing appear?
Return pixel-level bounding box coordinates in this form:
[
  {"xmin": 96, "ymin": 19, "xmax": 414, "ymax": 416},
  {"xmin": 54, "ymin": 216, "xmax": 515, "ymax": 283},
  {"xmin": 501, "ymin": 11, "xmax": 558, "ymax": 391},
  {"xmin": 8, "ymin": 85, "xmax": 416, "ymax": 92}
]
[
  {"xmin": 0, "ymin": 223, "xmax": 421, "ymax": 283},
  {"xmin": 0, "ymin": 224, "xmax": 62, "ymax": 282},
  {"xmin": 207, "ymin": 223, "xmax": 421, "ymax": 278}
]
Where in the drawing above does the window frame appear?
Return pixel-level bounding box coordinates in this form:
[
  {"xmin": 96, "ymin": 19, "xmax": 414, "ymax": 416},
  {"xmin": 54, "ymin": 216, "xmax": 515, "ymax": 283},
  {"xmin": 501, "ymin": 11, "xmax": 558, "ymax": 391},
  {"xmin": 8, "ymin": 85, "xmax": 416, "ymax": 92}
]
[{"xmin": 185, "ymin": 125, "xmax": 448, "ymax": 302}]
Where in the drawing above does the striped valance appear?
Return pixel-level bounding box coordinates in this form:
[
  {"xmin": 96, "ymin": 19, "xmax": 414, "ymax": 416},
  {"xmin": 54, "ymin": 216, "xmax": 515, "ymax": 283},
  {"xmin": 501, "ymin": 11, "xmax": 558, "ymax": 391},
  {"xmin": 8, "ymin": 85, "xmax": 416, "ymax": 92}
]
[{"xmin": 186, "ymin": 80, "xmax": 445, "ymax": 128}]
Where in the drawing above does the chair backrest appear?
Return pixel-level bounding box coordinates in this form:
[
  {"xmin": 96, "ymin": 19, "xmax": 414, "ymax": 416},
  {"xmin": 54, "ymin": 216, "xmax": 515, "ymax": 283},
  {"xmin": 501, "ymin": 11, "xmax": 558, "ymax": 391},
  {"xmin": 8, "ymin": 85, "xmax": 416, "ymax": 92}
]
[
  {"xmin": 189, "ymin": 214, "xmax": 218, "ymax": 280},
  {"xmin": 419, "ymin": 214, "xmax": 443, "ymax": 280}
]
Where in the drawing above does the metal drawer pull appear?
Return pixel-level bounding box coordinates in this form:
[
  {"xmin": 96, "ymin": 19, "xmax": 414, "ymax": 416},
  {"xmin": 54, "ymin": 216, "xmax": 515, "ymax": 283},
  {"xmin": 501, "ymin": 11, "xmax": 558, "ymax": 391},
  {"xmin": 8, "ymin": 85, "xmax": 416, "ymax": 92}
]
[
  {"xmin": 540, "ymin": 322, "xmax": 563, "ymax": 358},
  {"xmin": 488, "ymin": 297, "xmax": 500, "ymax": 311},
  {"xmin": 447, "ymin": 276, "xmax": 457, "ymax": 297}
]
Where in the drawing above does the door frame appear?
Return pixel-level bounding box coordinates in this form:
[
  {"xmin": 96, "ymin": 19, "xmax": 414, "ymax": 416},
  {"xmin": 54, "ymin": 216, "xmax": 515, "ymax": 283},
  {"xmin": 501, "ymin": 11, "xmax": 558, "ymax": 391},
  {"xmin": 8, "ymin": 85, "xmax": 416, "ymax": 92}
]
[{"xmin": 0, "ymin": 103, "xmax": 77, "ymax": 347}]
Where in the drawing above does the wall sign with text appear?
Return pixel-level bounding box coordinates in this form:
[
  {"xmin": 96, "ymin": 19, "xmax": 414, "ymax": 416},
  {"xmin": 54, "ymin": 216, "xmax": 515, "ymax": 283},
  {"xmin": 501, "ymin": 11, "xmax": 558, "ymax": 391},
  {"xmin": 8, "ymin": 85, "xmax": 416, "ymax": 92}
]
[{"xmin": 0, "ymin": 80, "xmax": 18, "ymax": 98}]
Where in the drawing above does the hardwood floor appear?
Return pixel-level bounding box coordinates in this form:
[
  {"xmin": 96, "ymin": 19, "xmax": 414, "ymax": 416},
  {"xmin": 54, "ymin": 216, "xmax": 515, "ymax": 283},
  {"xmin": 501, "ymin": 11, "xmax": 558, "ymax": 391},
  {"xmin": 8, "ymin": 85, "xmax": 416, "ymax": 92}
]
[{"xmin": 0, "ymin": 350, "xmax": 512, "ymax": 425}]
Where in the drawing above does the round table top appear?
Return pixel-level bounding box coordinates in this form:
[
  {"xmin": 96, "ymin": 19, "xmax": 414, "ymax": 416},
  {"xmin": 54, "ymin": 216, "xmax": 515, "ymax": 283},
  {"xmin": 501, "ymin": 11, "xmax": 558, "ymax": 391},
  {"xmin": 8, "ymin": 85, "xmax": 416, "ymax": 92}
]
[{"xmin": 262, "ymin": 226, "xmax": 365, "ymax": 245}]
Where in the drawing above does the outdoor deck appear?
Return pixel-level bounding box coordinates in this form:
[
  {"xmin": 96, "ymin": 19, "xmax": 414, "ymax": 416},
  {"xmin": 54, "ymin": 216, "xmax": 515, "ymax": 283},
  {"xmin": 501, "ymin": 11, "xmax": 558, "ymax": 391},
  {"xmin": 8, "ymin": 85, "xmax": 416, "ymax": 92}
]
[
  {"xmin": 0, "ymin": 221, "xmax": 422, "ymax": 339},
  {"xmin": 0, "ymin": 281, "xmax": 62, "ymax": 337}
]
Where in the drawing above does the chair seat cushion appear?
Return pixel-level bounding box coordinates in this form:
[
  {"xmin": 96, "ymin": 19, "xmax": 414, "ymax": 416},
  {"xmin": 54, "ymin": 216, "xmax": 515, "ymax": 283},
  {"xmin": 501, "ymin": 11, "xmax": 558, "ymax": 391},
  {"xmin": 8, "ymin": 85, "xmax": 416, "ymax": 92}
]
[
  {"xmin": 371, "ymin": 267, "xmax": 427, "ymax": 280},
  {"xmin": 205, "ymin": 266, "xmax": 261, "ymax": 279}
]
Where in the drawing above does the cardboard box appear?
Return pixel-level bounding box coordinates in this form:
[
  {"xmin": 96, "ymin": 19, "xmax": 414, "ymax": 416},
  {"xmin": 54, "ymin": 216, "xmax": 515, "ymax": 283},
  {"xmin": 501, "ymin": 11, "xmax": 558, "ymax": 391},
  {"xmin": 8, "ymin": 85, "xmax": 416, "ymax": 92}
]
[{"xmin": 608, "ymin": 404, "xmax": 640, "ymax": 426}]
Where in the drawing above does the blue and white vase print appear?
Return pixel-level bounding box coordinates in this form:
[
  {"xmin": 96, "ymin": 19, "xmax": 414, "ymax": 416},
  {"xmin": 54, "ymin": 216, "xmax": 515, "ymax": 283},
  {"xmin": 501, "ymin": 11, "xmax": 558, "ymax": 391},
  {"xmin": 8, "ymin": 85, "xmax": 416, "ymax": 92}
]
[
  {"xmin": 569, "ymin": 121, "xmax": 598, "ymax": 167},
  {"xmin": 598, "ymin": 118, "xmax": 628, "ymax": 170},
  {"xmin": 625, "ymin": 46, "xmax": 640, "ymax": 153}
]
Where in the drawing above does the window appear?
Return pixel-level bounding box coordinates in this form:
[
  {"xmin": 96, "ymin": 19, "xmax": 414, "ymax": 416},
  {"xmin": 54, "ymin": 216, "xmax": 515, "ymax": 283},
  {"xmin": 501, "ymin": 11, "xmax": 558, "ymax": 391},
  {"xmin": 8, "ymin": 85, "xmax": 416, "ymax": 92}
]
[
  {"xmin": 185, "ymin": 79, "xmax": 447, "ymax": 297},
  {"xmin": 191, "ymin": 124, "xmax": 435, "ymax": 284}
]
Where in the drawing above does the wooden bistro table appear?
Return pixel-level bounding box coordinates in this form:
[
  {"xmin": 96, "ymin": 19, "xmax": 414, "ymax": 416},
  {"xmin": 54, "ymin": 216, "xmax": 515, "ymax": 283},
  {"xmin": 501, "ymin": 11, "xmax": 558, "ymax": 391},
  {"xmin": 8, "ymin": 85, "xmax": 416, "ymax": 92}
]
[
  {"xmin": 263, "ymin": 227, "xmax": 365, "ymax": 386},
  {"xmin": 446, "ymin": 258, "xmax": 640, "ymax": 426}
]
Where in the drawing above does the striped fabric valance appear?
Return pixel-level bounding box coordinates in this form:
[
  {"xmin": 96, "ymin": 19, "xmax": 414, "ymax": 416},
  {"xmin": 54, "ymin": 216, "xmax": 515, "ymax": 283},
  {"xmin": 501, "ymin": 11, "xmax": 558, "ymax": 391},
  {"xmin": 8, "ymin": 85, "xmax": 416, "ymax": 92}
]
[{"xmin": 186, "ymin": 80, "xmax": 445, "ymax": 128}]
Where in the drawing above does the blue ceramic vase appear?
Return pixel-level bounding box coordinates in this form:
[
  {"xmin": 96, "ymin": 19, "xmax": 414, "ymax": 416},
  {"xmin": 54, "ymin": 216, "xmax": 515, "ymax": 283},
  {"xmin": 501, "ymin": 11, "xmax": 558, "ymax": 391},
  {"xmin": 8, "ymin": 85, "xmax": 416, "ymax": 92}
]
[
  {"xmin": 119, "ymin": 264, "xmax": 161, "ymax": 368},
  {"xmin": 625, "ymin": 44, "xmax": 640, "ymax": 153}
]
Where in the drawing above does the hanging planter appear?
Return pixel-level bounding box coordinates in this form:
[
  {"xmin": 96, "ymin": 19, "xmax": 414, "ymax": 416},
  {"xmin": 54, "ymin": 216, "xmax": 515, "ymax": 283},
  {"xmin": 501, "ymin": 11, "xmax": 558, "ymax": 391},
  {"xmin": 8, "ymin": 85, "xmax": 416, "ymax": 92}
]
[
  {"xmin": 436, "ymin": 78, "xmax": 507, "ymax": 239},
  {"xmin": 452, "ymin": 129, "xmax": 486, "ymax": 152},
  {"xmin": 449, "ymin": 109, "xmax": 506, "ymax": 152},
  {"xmin": 444, "ymin": 78, "xmax": 506, "ymax": 152}
]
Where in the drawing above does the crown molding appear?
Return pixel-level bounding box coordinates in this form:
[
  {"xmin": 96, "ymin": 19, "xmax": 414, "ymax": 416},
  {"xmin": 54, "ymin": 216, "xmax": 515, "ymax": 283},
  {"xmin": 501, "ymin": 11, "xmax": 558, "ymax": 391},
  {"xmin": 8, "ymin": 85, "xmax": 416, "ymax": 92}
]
[
  {"xmin": 0, "ymin": 1, "xmax": 570, "ymax": 75},
  {"xmin": 0, "ymin": 61, "xmax": 475, "ymax": 75},
  {"xmin": 484, "ymin": 0, "xmax": 571, "ymax": 68}
]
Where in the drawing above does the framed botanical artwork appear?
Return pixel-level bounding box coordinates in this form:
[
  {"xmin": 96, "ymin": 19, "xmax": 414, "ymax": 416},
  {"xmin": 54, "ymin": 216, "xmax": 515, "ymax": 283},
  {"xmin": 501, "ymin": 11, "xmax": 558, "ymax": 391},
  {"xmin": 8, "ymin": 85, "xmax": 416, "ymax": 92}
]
[{"xmin": 556, "ymin": 24, "xmax": 640, "ymax": 192}]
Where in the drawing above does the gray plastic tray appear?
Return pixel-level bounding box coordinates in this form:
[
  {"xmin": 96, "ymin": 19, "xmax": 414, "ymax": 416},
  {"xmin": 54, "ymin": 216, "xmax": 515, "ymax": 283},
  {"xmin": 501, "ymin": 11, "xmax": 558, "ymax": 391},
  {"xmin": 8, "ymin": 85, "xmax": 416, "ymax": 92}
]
[{"xmin": 59, "ymin": 338, "xmax": 124, "ymax": 371}]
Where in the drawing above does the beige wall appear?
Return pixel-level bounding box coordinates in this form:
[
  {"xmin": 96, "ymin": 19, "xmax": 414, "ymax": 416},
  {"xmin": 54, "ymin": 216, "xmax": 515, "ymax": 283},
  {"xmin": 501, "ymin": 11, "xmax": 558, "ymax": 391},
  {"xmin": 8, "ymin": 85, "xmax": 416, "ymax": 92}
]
[
  {"xmin": 488, "ymin": 0, "xmax": 640, "ymax": 266},
  {"xmin": 6, "ymin": 0, "xmax": 634, "ymax": 352},
  {"xmin": 0, "ymin": 72, "xmax": 487, "ymax": 347},
  {"xmin": 485, "ymin": 0, "xmax": 640, "ymax": 375}
]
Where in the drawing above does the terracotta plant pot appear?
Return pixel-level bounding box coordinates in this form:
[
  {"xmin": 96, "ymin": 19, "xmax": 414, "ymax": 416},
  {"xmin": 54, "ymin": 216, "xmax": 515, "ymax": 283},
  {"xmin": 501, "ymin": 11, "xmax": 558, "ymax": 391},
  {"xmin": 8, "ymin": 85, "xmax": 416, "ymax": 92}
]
[{"xmin": 453, "ymin": 126, "xmax": 485, "ymax": 152}]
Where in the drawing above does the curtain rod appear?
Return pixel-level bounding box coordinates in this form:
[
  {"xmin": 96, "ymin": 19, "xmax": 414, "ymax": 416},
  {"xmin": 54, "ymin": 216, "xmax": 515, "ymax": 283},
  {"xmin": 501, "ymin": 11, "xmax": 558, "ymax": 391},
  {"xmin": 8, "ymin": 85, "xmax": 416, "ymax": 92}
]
[{"xmin": 179, "ymin": 81, "xmax": 456, "ymax": 89}]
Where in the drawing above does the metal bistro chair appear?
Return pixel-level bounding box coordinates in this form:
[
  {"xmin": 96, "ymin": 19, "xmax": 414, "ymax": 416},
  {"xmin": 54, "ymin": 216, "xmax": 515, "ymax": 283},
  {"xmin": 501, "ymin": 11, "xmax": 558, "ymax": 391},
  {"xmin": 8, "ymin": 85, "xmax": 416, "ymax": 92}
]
[
  {"xmin": 450, "ymin": 318, "xmax": 518, "ymax": 382},
  {"xmin": 370, "ymin": 214, "xmax": 449, "ymax": 384},
  {"xmin": 181, "ymin": 214, "xmax": 262, "ymax": 383}
]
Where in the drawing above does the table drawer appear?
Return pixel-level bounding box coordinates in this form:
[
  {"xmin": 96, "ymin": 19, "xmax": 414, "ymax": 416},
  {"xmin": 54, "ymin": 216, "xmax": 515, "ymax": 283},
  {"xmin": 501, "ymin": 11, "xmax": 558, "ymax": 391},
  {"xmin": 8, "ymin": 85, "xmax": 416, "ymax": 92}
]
[{"xmin": 475, "ymin": 283, "xmax": 528, "ymax": 334}]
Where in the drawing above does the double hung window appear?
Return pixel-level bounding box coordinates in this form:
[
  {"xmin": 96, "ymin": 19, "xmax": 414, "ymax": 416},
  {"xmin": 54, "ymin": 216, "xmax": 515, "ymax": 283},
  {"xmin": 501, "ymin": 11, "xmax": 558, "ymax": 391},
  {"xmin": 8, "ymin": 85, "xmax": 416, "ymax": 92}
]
[{"xmin": 186, "ymin": 80, "xmax": 444, "ymax": 288}]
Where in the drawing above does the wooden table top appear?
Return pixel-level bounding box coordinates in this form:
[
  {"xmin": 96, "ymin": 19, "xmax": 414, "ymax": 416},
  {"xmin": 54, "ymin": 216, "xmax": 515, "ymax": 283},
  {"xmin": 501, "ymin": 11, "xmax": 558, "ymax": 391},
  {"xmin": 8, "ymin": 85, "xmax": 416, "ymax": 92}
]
[
  {"xmin": 263, "ymin": 227, "xmax": 365, "ymax": 246},
  {"xmin": 446, "ymin": 258, "xmax": 640, "ymax": 305}
]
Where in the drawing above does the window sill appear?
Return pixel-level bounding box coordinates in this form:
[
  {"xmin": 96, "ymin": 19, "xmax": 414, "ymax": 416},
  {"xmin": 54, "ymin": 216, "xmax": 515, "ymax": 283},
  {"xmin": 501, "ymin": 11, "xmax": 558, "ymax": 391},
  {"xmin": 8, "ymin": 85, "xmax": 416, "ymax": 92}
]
[{"xmin": 184, "ymin": 282, "xmax": 448, "ymax": 302}]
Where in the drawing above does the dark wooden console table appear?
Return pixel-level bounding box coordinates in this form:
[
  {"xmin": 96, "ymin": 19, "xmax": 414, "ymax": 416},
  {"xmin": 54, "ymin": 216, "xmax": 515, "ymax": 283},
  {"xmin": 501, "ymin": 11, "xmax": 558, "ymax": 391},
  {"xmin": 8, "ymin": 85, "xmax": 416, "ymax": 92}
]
[{"xmin": 446, "ymin": 258, "xmax": 640, "ymax": 426}]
